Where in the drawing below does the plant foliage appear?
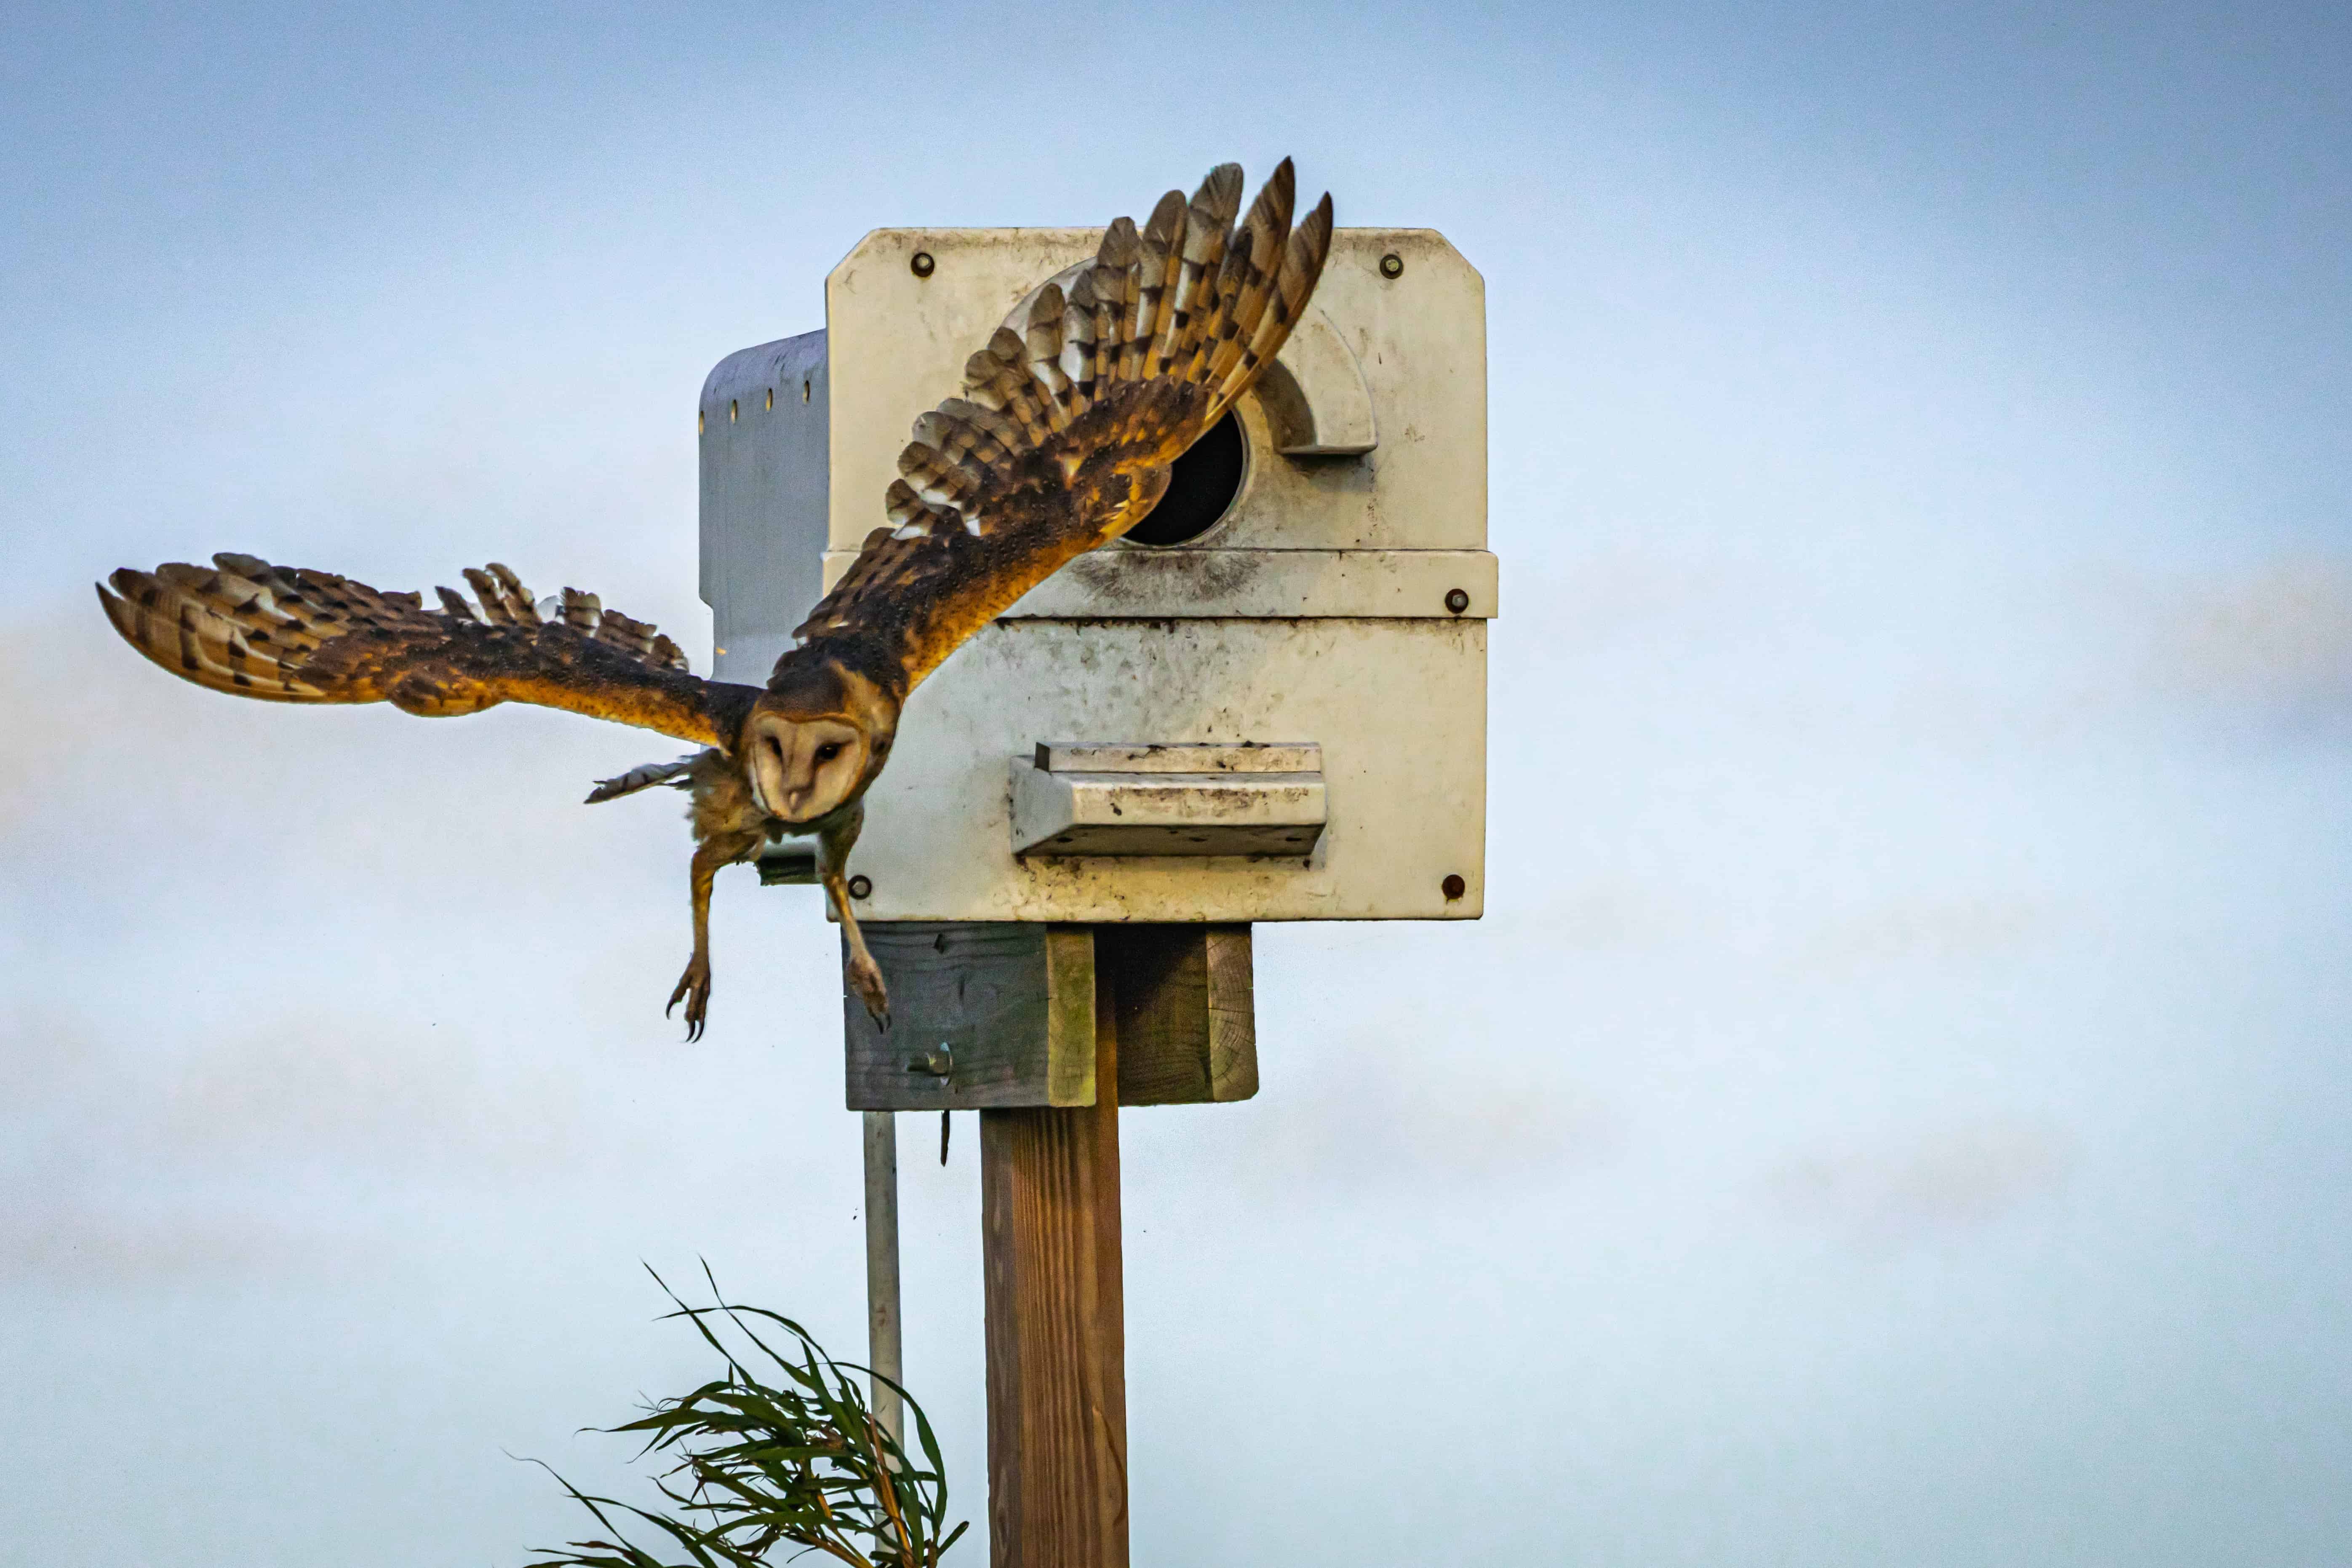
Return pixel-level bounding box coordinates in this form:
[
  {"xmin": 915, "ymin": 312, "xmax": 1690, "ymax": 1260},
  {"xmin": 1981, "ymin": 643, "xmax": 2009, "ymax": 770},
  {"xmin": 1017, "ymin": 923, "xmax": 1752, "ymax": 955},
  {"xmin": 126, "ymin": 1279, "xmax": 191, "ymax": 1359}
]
[{"xmin": 526, "ymin": 1266, "xmax": 967, "ymax": 1568}]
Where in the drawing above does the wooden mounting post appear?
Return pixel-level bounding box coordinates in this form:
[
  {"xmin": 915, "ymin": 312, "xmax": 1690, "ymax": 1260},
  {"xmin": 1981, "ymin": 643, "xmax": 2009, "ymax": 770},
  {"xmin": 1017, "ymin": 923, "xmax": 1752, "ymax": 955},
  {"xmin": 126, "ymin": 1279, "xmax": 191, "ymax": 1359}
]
[
  {"xmin": 850, "ymin": 923, "xmax": 1252, "ymax": 1564},
  {"xmin": 980, "ymin": 950, "xmax": 1128, "ymax": 1568}
]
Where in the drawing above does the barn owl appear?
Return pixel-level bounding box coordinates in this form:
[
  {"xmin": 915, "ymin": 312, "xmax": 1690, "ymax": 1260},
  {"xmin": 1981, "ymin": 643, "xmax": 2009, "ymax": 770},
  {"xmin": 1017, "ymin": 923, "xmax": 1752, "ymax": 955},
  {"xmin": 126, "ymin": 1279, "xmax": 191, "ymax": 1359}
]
[{"xmin": 98, "ymin": 160, "xmax": 1333, "ymax": 1039}]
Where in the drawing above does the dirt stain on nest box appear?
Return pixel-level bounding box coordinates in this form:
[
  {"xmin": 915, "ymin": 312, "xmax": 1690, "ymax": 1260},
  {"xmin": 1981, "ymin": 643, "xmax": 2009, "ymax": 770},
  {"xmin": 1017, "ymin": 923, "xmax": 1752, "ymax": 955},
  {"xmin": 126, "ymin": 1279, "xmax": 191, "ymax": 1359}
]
[{"xmin": 1067, "ymin": 547, "xmax": 1265, "ymax": 605}]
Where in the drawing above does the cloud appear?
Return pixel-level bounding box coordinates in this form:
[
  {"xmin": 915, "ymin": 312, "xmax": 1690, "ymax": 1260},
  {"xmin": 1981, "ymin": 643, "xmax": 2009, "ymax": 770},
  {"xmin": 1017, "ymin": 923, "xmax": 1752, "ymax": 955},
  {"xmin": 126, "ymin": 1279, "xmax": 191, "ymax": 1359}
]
[
  {"xmin": 147, "ymin": 1018, "xmax": 595, "ymax": 1172},
  {"xmin": 0, "ymin": 606, "xmax": 110, "ymax": 833},
  {"xmin": 0, "ymin": 1201, "xmax": 321, "ymax": 1288},
  {"xmin": 0, "ymin": 994, "xmax": 638, "ymax": 1289},
  {"xmin": 1192, "ymin": 1015, "xmax": 1626, "ymax": 1195},
  {"xmin": 1763, "ymin": 1115, "xmax": 2074, "ymax": 1245},
  {"xmin": 1517, "ymin": 883, "xmax": 1687, "ymax": 950},
  {"xmin": 2155, "ymin": 555, "xmax": 2352, "ymax": 721},
  {"xmin": 1795, "ymin": 897, "xmax": 2051, "ymax": 972}
]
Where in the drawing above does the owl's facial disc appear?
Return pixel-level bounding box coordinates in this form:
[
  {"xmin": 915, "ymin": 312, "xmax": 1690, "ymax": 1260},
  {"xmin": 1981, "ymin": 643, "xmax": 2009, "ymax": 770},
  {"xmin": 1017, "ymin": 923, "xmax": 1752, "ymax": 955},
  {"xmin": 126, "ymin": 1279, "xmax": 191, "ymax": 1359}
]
[{"xmin": 745, "ymin": 713, "xmax": 868, "ymax": 823}]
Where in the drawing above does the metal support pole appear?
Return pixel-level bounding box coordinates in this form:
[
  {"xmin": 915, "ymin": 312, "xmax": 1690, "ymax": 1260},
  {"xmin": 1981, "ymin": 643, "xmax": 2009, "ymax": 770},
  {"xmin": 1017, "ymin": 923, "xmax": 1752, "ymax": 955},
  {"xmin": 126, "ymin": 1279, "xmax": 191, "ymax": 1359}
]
[{"xmin": 862, "ymin": 1108, "xmax": 904, "ymax": 1446}]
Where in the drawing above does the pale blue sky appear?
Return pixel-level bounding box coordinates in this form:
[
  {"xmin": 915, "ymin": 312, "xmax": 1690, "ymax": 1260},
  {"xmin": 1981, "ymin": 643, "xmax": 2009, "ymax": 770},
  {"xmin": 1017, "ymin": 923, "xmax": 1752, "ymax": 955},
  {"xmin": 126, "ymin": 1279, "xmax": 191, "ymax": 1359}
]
[{"xmin": 3, "ymin": 4, "xmax": 2348, "ymax": 1565}]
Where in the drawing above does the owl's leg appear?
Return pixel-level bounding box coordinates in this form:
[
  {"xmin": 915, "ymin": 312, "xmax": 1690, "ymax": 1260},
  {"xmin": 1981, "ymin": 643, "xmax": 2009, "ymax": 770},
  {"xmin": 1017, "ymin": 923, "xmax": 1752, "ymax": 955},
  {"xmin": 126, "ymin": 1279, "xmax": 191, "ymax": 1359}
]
[
  {"xmin": 819, "ymin": 804, "xmax": 889, "ymax": 1029},
  {"xmin": 667, "ymin": 836, "xmax": 738, "ymax": 1042}
]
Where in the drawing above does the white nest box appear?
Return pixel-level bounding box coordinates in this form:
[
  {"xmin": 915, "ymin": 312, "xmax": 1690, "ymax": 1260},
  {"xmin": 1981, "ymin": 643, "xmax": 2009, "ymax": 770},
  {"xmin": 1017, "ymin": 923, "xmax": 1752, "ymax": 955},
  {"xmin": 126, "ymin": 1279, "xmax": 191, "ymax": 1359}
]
[{"xmin": 699, "ymin": 227, "xmax": 1492, "ymax": 931}]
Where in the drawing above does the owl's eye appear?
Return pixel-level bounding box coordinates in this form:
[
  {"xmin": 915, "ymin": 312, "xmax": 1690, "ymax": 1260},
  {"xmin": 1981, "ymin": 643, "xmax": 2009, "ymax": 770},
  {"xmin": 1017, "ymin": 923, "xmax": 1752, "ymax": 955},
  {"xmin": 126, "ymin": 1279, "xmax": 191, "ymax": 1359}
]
[{"xmin": 815, "ymin": 741, "xmax": 844, "ymax": 764}]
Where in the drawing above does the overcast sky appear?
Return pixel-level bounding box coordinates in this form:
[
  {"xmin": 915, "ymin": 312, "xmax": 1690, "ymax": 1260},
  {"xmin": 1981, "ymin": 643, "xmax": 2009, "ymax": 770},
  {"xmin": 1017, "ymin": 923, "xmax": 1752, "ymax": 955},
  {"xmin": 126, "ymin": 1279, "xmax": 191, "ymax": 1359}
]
[{"xmin": 4, "ymin": 3, "xmax": 2348, "ymax": 1565}]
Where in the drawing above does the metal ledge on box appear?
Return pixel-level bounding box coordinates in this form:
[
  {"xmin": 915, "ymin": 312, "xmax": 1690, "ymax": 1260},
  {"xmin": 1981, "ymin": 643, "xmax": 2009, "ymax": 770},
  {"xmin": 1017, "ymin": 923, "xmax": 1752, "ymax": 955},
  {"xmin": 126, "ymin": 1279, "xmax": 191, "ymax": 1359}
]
[{"xmin": 1011, "ymin": 743, "xmax": 1327, "ymax": 858}]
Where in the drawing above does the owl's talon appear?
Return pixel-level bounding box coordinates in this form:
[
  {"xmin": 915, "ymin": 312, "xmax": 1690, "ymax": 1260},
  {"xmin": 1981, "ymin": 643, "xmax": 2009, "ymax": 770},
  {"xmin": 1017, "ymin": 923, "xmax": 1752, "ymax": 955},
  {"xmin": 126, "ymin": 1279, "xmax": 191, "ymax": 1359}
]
[
  {"xmin": 667, "ymin": 956, "xmax": 713, "ymax": 1042},
  {"xmin": 847, "ymin": 951, "xmax": 890, "ymax": 1030}
]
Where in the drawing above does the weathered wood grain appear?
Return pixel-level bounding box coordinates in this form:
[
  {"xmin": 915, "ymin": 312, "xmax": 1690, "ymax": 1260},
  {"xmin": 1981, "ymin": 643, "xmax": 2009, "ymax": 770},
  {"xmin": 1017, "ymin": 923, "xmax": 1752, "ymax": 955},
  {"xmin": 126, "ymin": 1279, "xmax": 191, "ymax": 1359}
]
[
  {"xmin": 846, "ymin": 922, "xmax": 1252, "ymax": 1111},
  {"xmin": 981, "ymin": 974, "xmax": 1127, "ymax": 1568},
  {"xmin": 844, "ymin": 924, "xmax": 1095, "ymax": 1109},
  {"xmin": 1101, "ymin": 924, "xmax": 1257, "ymax": 1106},
  {"xmin": 1203, "ymin": 924, "xmax": 1258, "ymax": 1102},
  {"xmin": 1042, "ymin": 927, "xmax": 1097, "ymax": 1107}
]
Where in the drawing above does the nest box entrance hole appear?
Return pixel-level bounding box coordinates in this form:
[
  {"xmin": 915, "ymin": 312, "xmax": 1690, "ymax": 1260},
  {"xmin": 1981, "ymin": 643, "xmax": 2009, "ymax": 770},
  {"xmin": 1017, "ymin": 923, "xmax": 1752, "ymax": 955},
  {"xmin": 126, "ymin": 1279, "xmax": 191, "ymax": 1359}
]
[{"xmin": 1123, "ymin": 412, "xmax": 1244, "ymax": 546}]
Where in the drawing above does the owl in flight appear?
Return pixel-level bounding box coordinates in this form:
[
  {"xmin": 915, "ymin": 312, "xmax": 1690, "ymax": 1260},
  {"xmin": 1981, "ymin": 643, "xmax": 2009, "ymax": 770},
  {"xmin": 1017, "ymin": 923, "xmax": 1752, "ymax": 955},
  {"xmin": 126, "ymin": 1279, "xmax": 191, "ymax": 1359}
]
[{"xmin": 98, "ymin": 160, "xmax": 1333, "ymax": 1039}]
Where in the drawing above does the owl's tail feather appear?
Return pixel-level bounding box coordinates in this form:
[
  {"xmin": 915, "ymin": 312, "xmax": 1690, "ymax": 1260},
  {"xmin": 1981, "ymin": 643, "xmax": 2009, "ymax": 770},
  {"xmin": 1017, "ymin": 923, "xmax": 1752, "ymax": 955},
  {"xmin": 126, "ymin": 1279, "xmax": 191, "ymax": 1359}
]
[{"xmin": 585, "ymin": 756, "xmax": 702, "ymax": 804}]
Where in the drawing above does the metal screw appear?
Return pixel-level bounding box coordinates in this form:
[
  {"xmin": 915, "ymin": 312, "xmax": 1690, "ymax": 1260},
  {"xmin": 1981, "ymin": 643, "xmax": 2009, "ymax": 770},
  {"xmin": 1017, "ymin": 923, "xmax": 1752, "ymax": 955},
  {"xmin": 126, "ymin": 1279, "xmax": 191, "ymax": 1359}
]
[
  {"xmin": 910, "ymin": 251, "xmax": 936, "ymax": 278},
  {"xmin": 848, "ymin": 875, "xmax": 873, "ymax": 899},
  {"xmin": 1442, "ymin": 873, "xmax": 1466, "ymax": 900},
  {"xmin": 1379, "ymin": 253, "xmax": 1404, "ymax": 279},
  {"xmin": 1445, "ymin": 587, "xmax": 1470, "ymax": 614}
]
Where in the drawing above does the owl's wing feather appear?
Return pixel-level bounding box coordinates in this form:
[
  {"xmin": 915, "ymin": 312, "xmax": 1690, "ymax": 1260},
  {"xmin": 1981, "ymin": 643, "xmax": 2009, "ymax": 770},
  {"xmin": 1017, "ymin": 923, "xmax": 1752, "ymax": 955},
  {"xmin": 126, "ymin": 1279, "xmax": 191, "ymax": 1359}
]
[
  {"xmin": 98, "ymin": 553, "xmax": 755, "ymax": 746},
  {"xmin": 789, "ymin": 158, "xmax": 1332, "ymax": 692}
]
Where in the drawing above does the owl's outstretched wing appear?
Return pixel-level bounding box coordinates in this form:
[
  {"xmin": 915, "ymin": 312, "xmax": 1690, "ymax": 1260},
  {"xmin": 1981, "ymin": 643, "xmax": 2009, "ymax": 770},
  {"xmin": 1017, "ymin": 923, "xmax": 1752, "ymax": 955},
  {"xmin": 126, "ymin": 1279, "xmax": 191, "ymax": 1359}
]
[
  {"xmin": 789, "ymin": 158, "xmax": 1333, "ymax": 693},
  {"xmin": 98, "ymin": 554, "xmax": 756, "ymax": 746}
]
